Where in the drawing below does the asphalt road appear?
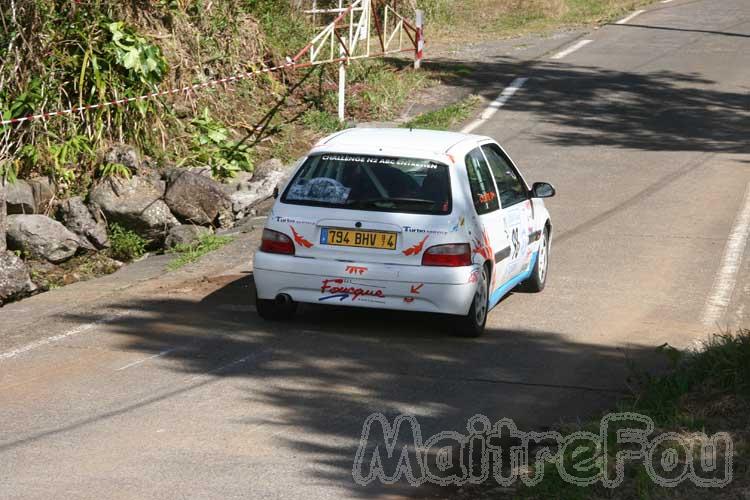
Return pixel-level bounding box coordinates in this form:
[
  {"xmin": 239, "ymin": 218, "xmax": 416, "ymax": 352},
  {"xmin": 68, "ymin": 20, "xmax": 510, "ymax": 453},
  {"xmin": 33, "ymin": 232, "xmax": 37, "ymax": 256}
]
[{"xmin": 1, "ymin": 1, "xmax": 749, "ymax": 498}]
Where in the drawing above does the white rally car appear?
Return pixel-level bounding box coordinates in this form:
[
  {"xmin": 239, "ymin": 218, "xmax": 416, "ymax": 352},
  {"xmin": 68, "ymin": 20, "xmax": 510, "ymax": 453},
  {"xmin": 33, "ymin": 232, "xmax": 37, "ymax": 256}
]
[{"xmin": 253, "ymin": 128, "xmax": 555, "ymax": 336}]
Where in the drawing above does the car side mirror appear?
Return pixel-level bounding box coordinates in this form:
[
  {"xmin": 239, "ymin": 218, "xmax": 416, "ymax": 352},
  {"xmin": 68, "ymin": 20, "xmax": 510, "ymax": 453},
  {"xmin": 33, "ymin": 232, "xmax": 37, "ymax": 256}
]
[
  {"xmin": 531, "ymin": 182, "xmax": 556, "ymax": 198},
  {"xmin": 272, "ymin": 186, "xmax": 279, "ymax": 199}
]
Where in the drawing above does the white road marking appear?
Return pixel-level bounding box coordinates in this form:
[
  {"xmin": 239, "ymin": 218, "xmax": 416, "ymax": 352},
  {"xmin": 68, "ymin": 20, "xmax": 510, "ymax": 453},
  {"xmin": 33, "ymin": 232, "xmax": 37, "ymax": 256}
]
[
  {"xmin": 217, "ymin": 304, "xmax": 257, "ymax": 313},
  {"xmin": 549, "ymin": 39, "xmax": 594, "ymax": 60},
  {"xmin": 0, "ymin": 312, "xmax": 128, "ymax": 362},
  {"xmin": 702, "ymin": 183, "xmax": 750, "ymax": 326},
  {"xmin": 616, "ymin": 10, "xmax": 646, "ymax": 24},
  {"xmin": 187, "ymin": 352, "xmax": 261, "ymax": 382},
  {"xmin": 461, "ymin": 77, "xmax": 528, "ymax": 134},
  {"xmin": 115, "ymin": 347, "xmax": 181, "ymax": 371},
  {"xmin": 660, "ymin": 0, "xmax": 674, "ymax": 3}
]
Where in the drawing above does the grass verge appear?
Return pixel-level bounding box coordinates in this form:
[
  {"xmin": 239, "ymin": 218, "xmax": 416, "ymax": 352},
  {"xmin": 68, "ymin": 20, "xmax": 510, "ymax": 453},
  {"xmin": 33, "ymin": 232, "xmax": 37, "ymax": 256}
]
[
  {"xmin": 510, "ymin": 330, "xmax": 750, "ymax": 499},
  {"xmin": 402, "ymin": 95, "xmax": 480, "ymax": 130},
  {"xmin": 167, "ymin": 234, "xmax": 234, "ymax": 271},
  {"xmin": 420, "ymin": 0, "xmax": 655, "ymax": 43}
]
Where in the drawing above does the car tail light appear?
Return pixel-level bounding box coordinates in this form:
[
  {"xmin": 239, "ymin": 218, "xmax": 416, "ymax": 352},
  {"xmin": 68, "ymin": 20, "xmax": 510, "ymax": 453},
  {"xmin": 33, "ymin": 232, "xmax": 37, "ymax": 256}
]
[
  {"xmin": 260, "ymin": 229, "xmax": 295, "ymax": 255},
  {"xmin": 422, "ymin": 243, "xmax": 472, "ymax": 267}
]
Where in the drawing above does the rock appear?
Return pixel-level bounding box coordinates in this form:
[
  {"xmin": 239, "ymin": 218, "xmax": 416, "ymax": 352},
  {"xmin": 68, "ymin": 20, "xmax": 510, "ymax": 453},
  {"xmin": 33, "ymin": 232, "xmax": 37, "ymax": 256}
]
[
  {"xmin": 230, "ymin": 161, "xmax": 290, "ymax": 216},
  {"xmin": 138, "ymin": 156, "xmax": 164, "ymax": 184},
  {"xmin": 252, "ymin": 158, "xmax": 284, "ymax": 182},
  {"xmin": 164, "ymin": 169, "xmax": 233, "ymax": 227},
  {"xmin": 59, "ymin": 197, "xmax": 110, "ymax": 250},
  {"xmin": 103, "ymin": 144, "xmax": 164, "ymax": 183},
  {"xmin": 89, "ymin": 176, "xmax": 179, "ymax": 242},
  {"xmin": 188, "ymin": 166, "xmax": 213, "ymax": 178},
  {"xmin": 151, "ymin": 178, "xmax": 167, "ymax": 197},
  {"xmin": 27, "ymin": 177, "xmax": 56, "ymax": 213},
  {"xmin": 6, "ymin": 180, "xmax": 36, "ymax": 214},
  {"xmin": 164, "ymin": 225, "xmax": 212, "ymax": 249},
  {"xmin": 7, "ymin": 214, "xmax": 80, "ymax": 264},
  {"xmin": 0, "ymin": 251, "xmax": 36, "ymax": 305},
  {"xmin": 222, "ymin": 171, "xmax": 254, "ymax": 194},
  {"xmin": 231, "ymin": 190, "xmax": 268, "ymax": 215},
  {"xmin": 104, "ymin": 144, "xmax": 141, "ymax": 171}
]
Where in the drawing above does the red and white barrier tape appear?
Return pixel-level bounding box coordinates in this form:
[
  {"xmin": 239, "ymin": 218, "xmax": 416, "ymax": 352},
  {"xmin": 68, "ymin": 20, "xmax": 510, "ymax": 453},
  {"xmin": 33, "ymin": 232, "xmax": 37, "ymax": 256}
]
[
  {"xmin": 1, "ymin": 0, "xmax": 418, "ymax": 128},
  {"xmin": 1, "ymin": 58, "xmax": 312, "ymax": 127},
  {"xmin": 1, "ymin": 47, "xmax": 416, "ymax": 128}
]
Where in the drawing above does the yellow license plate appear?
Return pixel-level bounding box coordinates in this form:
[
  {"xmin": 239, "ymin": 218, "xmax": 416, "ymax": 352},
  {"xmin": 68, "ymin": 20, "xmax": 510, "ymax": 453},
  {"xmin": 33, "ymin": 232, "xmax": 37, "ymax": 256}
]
[{"xmin": 321, "ymin": 228, "xmax": 397, "ymax": 250}]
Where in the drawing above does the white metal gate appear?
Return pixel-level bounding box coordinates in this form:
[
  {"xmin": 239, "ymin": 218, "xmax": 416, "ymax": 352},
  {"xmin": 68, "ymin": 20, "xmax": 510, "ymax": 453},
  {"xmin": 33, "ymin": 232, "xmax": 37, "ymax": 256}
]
[{"xmin": 295, "ymin": 0, "xmax": 424, "ymax": 121}]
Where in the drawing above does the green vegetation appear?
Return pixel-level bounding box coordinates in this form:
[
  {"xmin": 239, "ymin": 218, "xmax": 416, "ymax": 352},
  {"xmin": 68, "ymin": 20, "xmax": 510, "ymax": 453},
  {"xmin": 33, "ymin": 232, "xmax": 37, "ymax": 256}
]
[
  {"xmin": 243, "ymin": 0, "xmax": 313, "ymax": 57},
  {"xmin": 108, "ymin": 223, "xmax": 148, "ymax": 261},
  {"xmin": 514, "ymin": 330, "xmax": 750, "ymax": 499},
  {"xmin": 302, "ymin": 109, "xmax": 346, "ymax": 135},
  {"xmin": 628, "ymin": 333, "xmax": 750, "ymax": 427},
  {"xmin": 167, "ymin": 234, "xmax": 233, "ymax": 270},
  {"xmin": 348, "ymin": 59, "xmax": 431, "ymax": 120},
  {"xmin": 403, "ymin": 95, "xmax": 480, "ymax": 130},
  {"xmin": 419, "ymin": 0, "xmax": 653, "ymax": 42},
  {"xmin": 0, "ymin": 1, "xmax": 432, "ymax": 197},
  {"xmin": 185, "ymin": 109, "xmax": 254, "ymax": 180},
  {"xmin": 0, "ymin": 2, "xmax": 171, "ymax": 189},
  {"xmin": 99, "ymin": 162, "xmax": 131, "ymax": 179}
]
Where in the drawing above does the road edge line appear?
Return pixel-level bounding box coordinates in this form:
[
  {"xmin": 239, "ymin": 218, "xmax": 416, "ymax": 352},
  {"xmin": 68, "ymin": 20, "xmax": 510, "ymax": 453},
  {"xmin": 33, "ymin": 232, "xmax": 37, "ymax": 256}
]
[
  {"xmin": 0, "ymin": 312, "xmax": 128, "ymax": 362},
  {"xmin": 702, "ymin": 183, "xmax": 750, "ymax": 326},
  {"xmin": 461, "ymin": 77, "xmax": 529, "ymax": 134},
  {"xmin": 550, "ymin": 39, "xmax": 594, "ymax": 60},
  {"xmin": 616, "ymin": 9, "xmax": 646, "ymax": 24}
]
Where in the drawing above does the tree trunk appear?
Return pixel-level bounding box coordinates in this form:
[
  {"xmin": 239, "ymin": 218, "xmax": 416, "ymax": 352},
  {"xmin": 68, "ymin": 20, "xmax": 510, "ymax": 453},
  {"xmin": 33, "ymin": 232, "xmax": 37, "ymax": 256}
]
[{"xmin": 0, "ymin": 178, "xmax": 6, "ymax": 253}]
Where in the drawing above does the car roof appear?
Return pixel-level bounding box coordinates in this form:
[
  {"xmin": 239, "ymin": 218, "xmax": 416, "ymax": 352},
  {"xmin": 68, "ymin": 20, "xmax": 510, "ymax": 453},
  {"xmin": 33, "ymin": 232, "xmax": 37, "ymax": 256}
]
[{"xmin": 316, "ymin": 127, "xmax": 489, "ymax": 158}]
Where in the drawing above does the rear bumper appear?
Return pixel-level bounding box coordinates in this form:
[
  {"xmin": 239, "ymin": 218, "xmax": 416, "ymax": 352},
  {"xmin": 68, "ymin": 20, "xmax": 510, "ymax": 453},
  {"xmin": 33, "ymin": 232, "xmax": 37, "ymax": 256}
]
[{"xmin": 253, "ymin": 251, "xmax": 478, "ymax": 315}]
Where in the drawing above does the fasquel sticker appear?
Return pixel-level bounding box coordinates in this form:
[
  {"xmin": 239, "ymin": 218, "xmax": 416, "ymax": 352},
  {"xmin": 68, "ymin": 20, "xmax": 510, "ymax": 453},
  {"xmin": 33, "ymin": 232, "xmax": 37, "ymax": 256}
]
[{"xmin": 319, "ymin": 279, "xmax": 385, "ymax": 302}]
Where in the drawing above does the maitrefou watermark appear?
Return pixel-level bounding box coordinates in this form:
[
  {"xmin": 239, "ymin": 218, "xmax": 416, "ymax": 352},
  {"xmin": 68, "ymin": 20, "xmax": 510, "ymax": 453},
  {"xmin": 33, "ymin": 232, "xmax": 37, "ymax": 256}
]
[{"xmin": 352, "ymin": 412, "xmax": 733, "ymax": 488}]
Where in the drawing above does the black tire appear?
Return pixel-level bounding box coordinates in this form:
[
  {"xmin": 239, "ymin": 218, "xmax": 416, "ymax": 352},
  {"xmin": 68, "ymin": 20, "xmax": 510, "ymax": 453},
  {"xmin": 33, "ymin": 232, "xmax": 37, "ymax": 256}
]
[
  {"xmin": 256, "ymin": 295, "xmax": 298, "ymax": 321},
  {"xmin": 519, "ymin": 227, "xmax": 549, "ymax": 293},
  {"xmin": 453, "ymin": 264, "xmax": 490, "ymax": 338}
]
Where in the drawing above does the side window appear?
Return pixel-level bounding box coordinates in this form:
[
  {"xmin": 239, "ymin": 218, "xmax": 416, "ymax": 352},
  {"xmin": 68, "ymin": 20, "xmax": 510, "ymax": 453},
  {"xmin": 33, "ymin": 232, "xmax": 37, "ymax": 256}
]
[
  {"xmin": 465, "ymin": 148, "xmax": 499, "ymax": 215},
  {"xmin": 482, "ymin": 144, "xmax": 527, "ymax": 208}
]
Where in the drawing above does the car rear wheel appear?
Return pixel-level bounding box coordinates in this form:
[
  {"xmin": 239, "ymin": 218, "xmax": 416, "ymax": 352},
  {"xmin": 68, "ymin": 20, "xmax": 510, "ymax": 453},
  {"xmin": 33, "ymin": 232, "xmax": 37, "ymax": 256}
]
[
  {"xmin": 454, "ymin": 265, "xmax": 489, "ymax": 338},
  {"xmin": 519, "ymin": 227, "xmax": 549, "ymax": 293},
  {"xmin": 256, "ymin": 294, "xmax": 298, "ymax": 321}
]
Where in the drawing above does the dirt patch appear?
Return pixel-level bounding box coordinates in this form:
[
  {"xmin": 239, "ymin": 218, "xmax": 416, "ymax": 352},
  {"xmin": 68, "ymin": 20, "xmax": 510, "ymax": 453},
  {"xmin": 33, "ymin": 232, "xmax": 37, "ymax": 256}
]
[{"xmin": 27, "ymin": 254, "xmax": 124, "ymax": 291}]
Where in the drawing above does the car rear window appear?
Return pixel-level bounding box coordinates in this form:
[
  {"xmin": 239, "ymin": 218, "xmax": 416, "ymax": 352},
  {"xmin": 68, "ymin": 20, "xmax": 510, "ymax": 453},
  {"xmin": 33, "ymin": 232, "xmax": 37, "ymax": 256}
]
[{"xmin": 282, "ymin": 153, "xmax": 452, "ymax": 215}]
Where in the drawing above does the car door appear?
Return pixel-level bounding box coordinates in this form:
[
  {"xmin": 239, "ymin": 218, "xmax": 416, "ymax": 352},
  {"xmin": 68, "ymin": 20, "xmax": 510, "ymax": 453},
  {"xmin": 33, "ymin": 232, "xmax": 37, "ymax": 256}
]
[
  {"xmin": 481, "ymin": 143, "xmax": 534, "ymax": 283},
  {"xmin": 464, "ymin": 147, "xmax": 510, "ymax": 292}
]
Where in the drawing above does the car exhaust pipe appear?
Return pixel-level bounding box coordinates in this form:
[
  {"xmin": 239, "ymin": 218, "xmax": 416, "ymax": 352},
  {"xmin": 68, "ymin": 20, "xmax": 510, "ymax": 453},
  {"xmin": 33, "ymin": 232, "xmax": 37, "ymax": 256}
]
[{"xmin": 275, "ymin": 294, "xmax": 293, "ymax": 306}]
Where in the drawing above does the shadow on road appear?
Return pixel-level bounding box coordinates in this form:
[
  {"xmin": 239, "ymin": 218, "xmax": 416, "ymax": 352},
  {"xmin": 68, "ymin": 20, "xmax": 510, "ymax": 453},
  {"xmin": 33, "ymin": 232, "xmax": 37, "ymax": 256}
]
[
  {"xmin": 607, "ymin": 22, "xmax": 750, "ymax": 39},
  {"xmin": 46, "ymin": 274, "xmax": 666, "ymax": 497},
  {"xmin": 422, "ymin": 55, "xmax": 749, "ymax": 155}
]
